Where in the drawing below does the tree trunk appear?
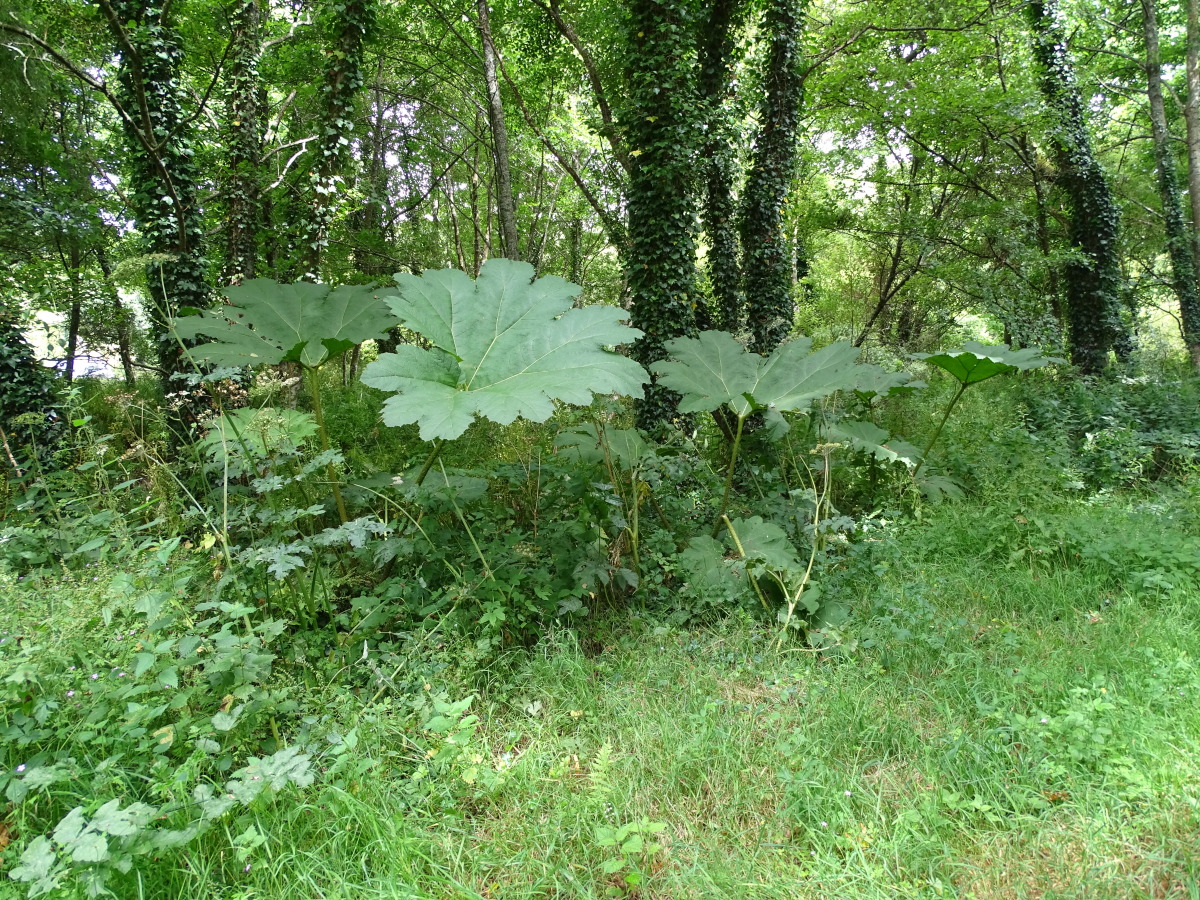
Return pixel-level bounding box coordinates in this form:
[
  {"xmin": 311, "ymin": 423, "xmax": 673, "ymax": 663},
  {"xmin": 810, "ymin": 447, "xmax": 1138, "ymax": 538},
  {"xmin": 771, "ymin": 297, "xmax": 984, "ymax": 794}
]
[
  {"xmin": 96, "ymin": 247, "xmax": 137, "ymax": 387},
  {"xmin": 740, "ymin": 0, "xmax": 806, "ymax": 355},
  {"xmin": 697, "ymin": 0, "xmax": 745, "ymax": 334},
  {"xmin": 476, "ymin": 0, "xmax": 520, "ymax": 261},
  {"xmin": 1142, "ymin": 0, "xmax": 1200, "ymax": 368},
  {"xmin": 625, "ymin": 0, "xmax": 703, "ymax": 432},
  {"xmin": 1027, "ymin": 0, "xmax": 1131, "ymax": 374},
  {"xmin": 1185, "ymin": 0, "xmax": 1200, "ymax": 296},
  {"xmin": 221, "ymin": 0, "xmax": 263, "ymax": 285},
  {"xmin": 60, "ymin": 239, "xmax": 83, "ymax": 383},
  {"xmin": 104, "ymin": 0, "xmax": 213, "ymax": 437},
  {"xmin": 299, "ymin": 0, "xmax": 376, "ymax": 281},
  {"xmin": 569, "ymin": 216, "xmax": 583, "ymax": 287}
]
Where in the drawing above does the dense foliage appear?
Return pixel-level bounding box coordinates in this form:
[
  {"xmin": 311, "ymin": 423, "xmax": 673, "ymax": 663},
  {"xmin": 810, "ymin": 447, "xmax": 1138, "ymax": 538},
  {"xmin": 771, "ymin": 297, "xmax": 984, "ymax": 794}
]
[{"xmin": 3, "ymin": 0, "xmax": 1200, "ymax": 895}]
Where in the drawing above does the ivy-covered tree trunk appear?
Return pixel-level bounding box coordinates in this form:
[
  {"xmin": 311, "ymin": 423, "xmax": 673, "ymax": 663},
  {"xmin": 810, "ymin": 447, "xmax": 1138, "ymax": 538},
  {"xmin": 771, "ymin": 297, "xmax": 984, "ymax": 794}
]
[
  {"xmin": 477, "ymin": 0, "xmax": 521, "ymax": 261},
  {"xmin": 221, "ymin": 0, "xmax": 263, "ymax": 286},
  {"xmin": 103, "ymin": 0, "xmax": 211, "ymax": 430},
  {"xmin": 1185, "ymin": 0, "xmax": 1200, "ymax": 287},
  {"xmin": 1141, "ymin": 0, "xmax": 1200, "ymax": 369},
  {"xmin": 697, "ymin": 0, "xmax": 744, "ymax": 333},
  {"xmin": 298, "ymin": 0, "xmax": 376, "ymax": 282},
  {"xmin": 625, "ymin": 0, "xmax": 703, "ymax": 432},
  {"xmin": 740, "ymin": 0, "xmax": 806, "ymax": 355},
  {"xmin": 1027, "ymin": 0, "xmax": 1130, "ymax": 374}
]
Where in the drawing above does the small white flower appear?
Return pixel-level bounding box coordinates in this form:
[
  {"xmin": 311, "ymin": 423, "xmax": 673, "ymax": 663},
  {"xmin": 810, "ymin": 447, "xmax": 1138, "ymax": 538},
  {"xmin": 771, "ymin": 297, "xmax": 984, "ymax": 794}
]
[{"xmin": 16, "ymin": 764, "xmax": 25, "ymax": 773}]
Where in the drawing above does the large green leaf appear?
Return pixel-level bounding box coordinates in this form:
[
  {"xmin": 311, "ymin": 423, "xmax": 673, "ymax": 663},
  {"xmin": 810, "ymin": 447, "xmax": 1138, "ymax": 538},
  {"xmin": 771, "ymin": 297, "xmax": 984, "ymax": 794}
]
[
  {"xmin": 171, "ymin": 279, "xmax": 400, "ymax": 369},
  {"xmin": 554, "ymin": 424, "xmax": 653, "ymax": 471},
  {"xmin": 651, "ymin": 330, "xmax": 862, "ymax": 420},
  {"xmin": 850, "ymin": 364, "xmax": 925, "ymax": 403},
  {"xmin": 827, "ymin": 420, "xmax": 923, "ymax": 468},
  {"xmin": 910, "ymin": 341, "xmax": 1063, "ymax": 385},
  {"xmin": 726, "ymin": 515, "xmax": 803, "ymax": 572},
  {"xmin": 362, "ymin": 260, "xmax": 647, "ymax": 441}
]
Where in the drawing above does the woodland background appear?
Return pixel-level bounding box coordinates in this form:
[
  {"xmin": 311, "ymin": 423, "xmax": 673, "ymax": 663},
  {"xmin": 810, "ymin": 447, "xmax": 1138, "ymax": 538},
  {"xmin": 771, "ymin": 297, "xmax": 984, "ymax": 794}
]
[{"xmin": 2, "ymin": 0, "xmax": 1200, "ymax": 898}]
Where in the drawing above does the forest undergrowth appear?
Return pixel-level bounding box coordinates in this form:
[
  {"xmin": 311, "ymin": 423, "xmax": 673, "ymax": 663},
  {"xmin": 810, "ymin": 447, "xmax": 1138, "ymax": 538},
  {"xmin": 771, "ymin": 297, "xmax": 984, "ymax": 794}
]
[
  {"xmin": 4, "ymin": 289, "xmax": 1200, "ymax": 899},
  {"xmin": 3, "ymin": 429, "xmax": 1199, "ymax": 898}
]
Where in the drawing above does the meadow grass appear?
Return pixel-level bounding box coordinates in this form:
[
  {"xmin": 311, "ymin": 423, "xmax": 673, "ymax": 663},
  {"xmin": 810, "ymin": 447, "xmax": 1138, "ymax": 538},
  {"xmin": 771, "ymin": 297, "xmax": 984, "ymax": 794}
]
[{"xmin": 3, "ymin": 490, "xmax": 1199, "ymax": 899}]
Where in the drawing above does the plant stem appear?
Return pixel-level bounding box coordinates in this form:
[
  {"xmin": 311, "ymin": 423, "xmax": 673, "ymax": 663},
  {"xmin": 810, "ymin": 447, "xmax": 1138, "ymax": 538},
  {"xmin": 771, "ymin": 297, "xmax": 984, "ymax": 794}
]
[
  {"xmin": 414, "ymin": 439, "xmax": 446, "ymax": 486},
  {"xmin": 723, "ymin": 514, "xmax": 771, "ymax": 615},
  {"xmin": 712, "ymin": 412, "xmax": 746, "ymax": 537},
  {"xmin": 912, "ymin": 381, "xmax": 968, "ymax": 478},
  {"xmin": 306, "ymin": 365, "xmax": 348, "ymax": 523},
  {"xmin": 439, "ymin": 460, "xmax": 493, "ymax": 580}
]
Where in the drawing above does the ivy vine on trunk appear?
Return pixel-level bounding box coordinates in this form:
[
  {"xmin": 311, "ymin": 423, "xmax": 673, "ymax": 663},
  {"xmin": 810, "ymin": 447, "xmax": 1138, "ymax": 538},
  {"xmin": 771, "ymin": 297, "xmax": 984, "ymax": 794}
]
[
  {"xmin": 740, "ymin": 0, "xmax": 806, "ymax": 356},
  {"xmin": 623, "ymin": 0, "xmax": 705, "ymax": 433},
  {"xmin": 696, "ymin": 0, "xmax": 746, "ymax": 334},
  {"xmin": 221, "ymin": 0, "xmax": 264, "ymax": 286},
  {"xmin": 1027, "ymin": 0, "xmax": 1130, "ymax": 374},
  {"xmin": 298, "ymin": 0, "xmax": 376, "ymax": 282},
  {"xmin": 103, "ymin": 0, "xmax": 212, "ymax": 433}
]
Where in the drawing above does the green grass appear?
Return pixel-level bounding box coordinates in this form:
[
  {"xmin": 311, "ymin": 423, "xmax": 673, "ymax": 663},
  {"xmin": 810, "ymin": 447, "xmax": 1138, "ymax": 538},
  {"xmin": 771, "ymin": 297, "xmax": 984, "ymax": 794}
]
[{"xmin": 4, "ymin": 491, "xmax": 1200, "ymax": 899}]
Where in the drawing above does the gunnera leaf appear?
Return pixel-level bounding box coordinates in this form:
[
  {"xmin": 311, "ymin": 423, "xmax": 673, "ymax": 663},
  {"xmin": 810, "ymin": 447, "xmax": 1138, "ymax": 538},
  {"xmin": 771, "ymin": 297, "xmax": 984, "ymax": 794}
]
[
  {"xmin": 850, "ymin": 364, "xmax": 925, "ymax": 402},
  {"xmin": 651, "ymin": 330, "xmax": 862, "ymax": 420},
  {"xmin": 172, "ymin": 279, "xmax": 400, "ymax": 369},
  {"xmin": 827, "ymin": 420, "xmax": 923, "ymax": 468},
  {"xmin": 198, "ymin": 407, "xmax": 318, "ymax": 471},
  {"xmin": 362, "ymin": 260, "xmax": 648, "ymax": 441},
  {"xmin": 910, "ymin": 341, "xmax": 1063, "ymax": 385},
  {"xmin": 554, "ymin": 424, "xmax": 653, "ymax": 470}
]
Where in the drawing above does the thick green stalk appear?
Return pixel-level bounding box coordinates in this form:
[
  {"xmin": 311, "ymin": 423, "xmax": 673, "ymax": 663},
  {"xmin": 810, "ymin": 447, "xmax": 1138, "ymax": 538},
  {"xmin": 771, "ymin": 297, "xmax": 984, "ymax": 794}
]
[
  {"xmin": 414, "ymin": 439, "xmax": 447, "ymax": 487},
  {"xmin": 712, "ymin": 412, "xmax": 747, "ymax": 536},
  {"xmin": 723, "ymin": 515, "xmax": 772, "ymax": 615},
  {"xmin": 306, "ymin": 365, "xmax": 348, "ymax": 524},
  {"xmin": 912, "ymin": 381, "xmax": 968, "ymax": 478}
]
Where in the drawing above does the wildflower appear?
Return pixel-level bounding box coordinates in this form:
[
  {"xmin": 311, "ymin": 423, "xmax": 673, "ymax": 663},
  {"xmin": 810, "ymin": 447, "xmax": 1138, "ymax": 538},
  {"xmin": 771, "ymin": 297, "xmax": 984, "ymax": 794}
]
[
  {"xmin": 66, "ymin": 691, "xmax": 75, "ymax": 697},
  {"xmin": 844, "ymin": 790, "xmax": 852, "ymax": 796},
  {"xmin": 16, "ymin": 764, "xmax": 25, "ymax": 773},
  {"xmin": 1040, "ymin": 717, "xmax": 1048, "ymax": 724},
  {"xmin": 820, "ymin": 821, "xmax": 827, "ymax": 828},
  {"xmin": 117, "ymin": 672, "xmax": 126, "ymax": 677},
  {"xmin": 91, "ymin": 674, "xmax": 99, "ymax": 680}
]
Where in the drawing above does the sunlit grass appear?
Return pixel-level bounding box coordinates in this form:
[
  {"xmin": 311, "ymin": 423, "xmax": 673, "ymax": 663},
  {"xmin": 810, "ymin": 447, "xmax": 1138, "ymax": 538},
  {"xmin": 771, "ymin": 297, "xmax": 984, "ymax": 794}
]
[{"xmin": 4, "ymin": 490, "xmax": 1199, "ymax": 899}]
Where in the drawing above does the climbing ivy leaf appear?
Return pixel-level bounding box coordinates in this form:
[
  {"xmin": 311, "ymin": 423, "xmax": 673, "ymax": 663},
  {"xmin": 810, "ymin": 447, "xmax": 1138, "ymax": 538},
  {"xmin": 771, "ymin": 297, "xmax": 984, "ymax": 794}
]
[
  {"xmin": 910, "ymin": 341, "xmax": 1063, "ymax": 385},
  {"xmin": 362, "ymin": 260, "xmax": 647, "ymax": 441},
  {"xmin": 172, "ymin": 279, "xmax": 400, "ymax": 369}
]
